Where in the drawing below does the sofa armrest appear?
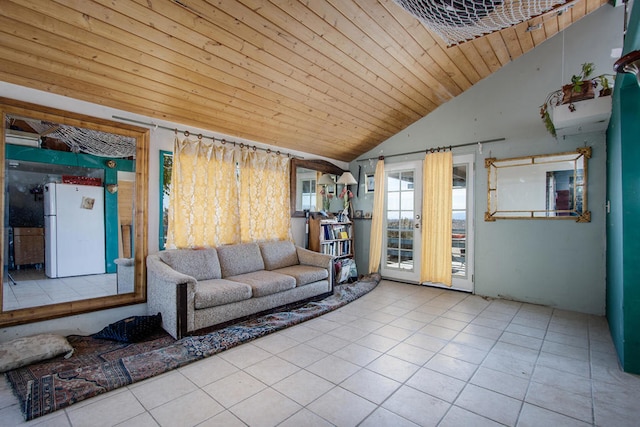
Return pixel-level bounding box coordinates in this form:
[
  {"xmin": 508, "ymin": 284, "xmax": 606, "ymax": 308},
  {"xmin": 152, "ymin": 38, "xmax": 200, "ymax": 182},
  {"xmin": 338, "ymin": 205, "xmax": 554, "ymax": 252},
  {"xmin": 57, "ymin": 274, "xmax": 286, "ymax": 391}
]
[
  {"xmin": 146, "ymin": 254, "xmax": 197, "ymax": 339},
  {"xmin": 296, "ymin": 247, "xmax": 334, "ymax": 288}
]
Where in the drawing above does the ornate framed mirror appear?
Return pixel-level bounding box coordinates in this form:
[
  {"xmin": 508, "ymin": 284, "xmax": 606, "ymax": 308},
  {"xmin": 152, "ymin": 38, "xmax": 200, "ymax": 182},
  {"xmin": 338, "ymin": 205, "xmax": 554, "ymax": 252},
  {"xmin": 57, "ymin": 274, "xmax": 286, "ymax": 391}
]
[
  {"xmin": 290, "ymin": 158, "xmax": 345, "ymax": 217},
  {"xmin": 0, "ymin": 97, "xmax": 149, "ymax": 327},
  {"xmin": 485, "ymin": 147, "xmax": 591, "ymax": 222}
]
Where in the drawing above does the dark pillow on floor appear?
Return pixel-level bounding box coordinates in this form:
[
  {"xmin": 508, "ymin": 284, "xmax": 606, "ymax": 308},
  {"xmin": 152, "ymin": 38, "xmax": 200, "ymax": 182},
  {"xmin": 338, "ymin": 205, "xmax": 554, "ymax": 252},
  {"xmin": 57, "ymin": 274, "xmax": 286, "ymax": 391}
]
[{"xmin": 93, "ymin": 313, "xmax": 162, "ymax": 343}]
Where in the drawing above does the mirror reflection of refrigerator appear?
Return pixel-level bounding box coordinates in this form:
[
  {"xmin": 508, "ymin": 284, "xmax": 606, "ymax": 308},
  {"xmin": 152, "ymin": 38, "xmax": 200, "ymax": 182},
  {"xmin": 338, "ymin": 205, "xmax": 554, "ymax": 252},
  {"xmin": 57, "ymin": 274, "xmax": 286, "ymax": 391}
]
[{"xmin": 44, "ymin": 183, "xmax": 106, "ymax": 278}]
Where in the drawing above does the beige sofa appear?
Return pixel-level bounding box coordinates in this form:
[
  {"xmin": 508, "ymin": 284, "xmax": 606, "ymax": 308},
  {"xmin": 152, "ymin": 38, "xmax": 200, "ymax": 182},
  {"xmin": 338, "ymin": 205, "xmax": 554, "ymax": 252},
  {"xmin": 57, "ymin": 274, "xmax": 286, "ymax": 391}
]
[{"xmin": 146, "ymin": 240, "xmax": 333, "ymax": 339}]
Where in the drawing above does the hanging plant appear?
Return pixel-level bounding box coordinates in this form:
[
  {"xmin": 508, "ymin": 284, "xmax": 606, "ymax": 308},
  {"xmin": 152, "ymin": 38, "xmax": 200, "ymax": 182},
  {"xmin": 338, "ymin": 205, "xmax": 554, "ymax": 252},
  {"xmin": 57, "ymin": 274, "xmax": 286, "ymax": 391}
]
[
  {"xmin": 540, "ymin": 63, "xmax": 615, "ymax": 137},
  {"xmin": 539, "ymin": 90, "xmax": 562, "ymax": 137},
  {"xmin": 540, "ymin": 103, "xmax": 556, "ymax": 137}
]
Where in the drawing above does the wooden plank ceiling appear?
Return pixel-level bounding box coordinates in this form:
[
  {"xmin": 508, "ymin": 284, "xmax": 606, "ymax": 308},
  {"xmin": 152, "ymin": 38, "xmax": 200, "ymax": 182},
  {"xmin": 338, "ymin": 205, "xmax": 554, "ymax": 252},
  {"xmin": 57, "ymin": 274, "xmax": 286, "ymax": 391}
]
[{"xmin": 0, "ymin": 0, "xmax": 608, "ymax": 162}]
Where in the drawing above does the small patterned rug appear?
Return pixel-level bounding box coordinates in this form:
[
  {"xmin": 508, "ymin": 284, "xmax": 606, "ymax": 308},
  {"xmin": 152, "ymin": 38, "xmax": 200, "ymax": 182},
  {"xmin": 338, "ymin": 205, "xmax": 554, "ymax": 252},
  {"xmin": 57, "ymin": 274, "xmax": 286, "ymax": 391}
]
[{"xmin": 6, "ymin": 275, "xmax": 380, "ymax": 421}]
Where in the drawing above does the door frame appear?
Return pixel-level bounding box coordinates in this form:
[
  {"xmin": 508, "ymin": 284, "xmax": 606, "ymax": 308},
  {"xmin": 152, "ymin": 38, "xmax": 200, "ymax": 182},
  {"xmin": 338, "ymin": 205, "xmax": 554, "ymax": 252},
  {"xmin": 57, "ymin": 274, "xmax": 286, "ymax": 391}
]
[{"xmin": 380, "ymin": 161, "xmax": 423, "ymax": 283}]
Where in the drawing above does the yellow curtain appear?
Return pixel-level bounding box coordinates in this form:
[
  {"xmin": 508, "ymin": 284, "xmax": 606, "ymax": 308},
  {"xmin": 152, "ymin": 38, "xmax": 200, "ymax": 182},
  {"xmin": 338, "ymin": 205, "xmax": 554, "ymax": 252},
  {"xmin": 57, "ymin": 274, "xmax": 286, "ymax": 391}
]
[
  {"xmin": 420, "ymin": 151, "xmax": 453, "ymax": 286},
  {"xmin": 167, "ymin": 136, "xmax": 240, "ymax": 248},
  {"xmin": 239, "ymin": 150, "xmax": 292, "ymax": 242},
  {"xmin": 368, "ymin": 159, "xmax": 385, "ymax": 274}
]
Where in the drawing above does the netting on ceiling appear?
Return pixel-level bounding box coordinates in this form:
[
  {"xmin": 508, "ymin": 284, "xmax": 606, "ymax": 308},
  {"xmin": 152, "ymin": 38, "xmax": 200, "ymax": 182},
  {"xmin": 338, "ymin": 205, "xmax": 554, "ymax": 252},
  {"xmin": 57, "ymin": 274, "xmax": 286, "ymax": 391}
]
[
  {"xmin": 393, "ymin": 0, "xmax": 567, "ymax": 45},
  {"xmin": 50, "ymin": 125, "xmax": 136, "ymax": 158},
  {"xmin": 6, "ymin": 115, "xmax": 136, "ymax": 158}
]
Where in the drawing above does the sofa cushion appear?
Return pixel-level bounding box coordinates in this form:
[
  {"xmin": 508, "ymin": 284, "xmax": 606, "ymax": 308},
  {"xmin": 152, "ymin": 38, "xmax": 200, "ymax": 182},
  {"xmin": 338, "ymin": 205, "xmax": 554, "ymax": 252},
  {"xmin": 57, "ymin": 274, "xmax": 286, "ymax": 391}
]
[
  {"xmin": 227, "ymin": 270, "xmax": 296, "ymax": 297},
  {"xmin": 195, "ymin": 279, "xmax": 252, "ymax": 309},
  {"xmin": 217, "ymin": 243, "xmax": 265, "ymax": 277},
  {"xmin": 273, "ymin": 265, "xmax": 328, "ymax": 287},
  {"xmin": 258, "ymin": 240, "xmax": 299, "ymax": 271},
  {"xmin": 159, "ymin": 248, "xmax": 221, "ymax": 281}
]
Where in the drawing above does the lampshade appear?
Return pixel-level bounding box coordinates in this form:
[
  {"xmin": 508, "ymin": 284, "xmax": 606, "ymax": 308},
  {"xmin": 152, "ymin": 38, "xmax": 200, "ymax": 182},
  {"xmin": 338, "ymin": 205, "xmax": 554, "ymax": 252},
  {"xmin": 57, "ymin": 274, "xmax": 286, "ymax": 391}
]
[
  {"xmin": 337, "ymin": 172, "xmax": 358, "ymax": 185},
  {"xmin": 317, "ymin": 173, "xmax": 335, "ymax": 185}
]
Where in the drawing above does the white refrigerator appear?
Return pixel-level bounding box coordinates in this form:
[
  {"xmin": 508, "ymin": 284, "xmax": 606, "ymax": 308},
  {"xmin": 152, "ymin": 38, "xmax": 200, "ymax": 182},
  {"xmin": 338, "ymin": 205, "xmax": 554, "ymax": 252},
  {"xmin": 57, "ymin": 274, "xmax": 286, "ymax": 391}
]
[{"xmin": 44, "ymin": 183, "xmax": 106, "ymax": 278}]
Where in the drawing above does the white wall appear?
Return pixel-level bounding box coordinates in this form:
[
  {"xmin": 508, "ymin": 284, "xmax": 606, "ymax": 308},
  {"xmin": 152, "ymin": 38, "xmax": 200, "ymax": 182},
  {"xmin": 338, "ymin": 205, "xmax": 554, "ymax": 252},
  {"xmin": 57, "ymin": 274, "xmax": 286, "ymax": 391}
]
[
  {"xmin": 0, "ymin": 82, "xmax": 343, "ymax": 340},
  {"xmin": 352, "ymin": 4, "xmax": 625, "ymax": 314}
]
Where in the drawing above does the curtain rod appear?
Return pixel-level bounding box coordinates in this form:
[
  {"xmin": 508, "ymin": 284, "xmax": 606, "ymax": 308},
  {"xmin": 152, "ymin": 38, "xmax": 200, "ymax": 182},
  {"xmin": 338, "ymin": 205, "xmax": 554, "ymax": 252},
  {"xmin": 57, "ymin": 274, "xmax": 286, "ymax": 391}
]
[
  {"xmin": 111, "ymin": 115, "xmax": 303, "ymax": 159},
  {"xmin": 356, "ymin": 137, "xmax": 506, "ymax": 162}
]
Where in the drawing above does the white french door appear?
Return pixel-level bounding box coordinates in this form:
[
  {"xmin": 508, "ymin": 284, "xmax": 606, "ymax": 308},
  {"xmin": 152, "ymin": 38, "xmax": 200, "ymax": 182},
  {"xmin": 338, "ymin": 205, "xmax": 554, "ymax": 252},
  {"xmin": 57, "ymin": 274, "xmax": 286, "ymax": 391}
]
[
  {"xmin": 380, "ymin": 155, "xmax": 474, "ymax": 292},
  {"xmin": 380, "ymin": 162, "xmax": 423, "ymax": 283}
]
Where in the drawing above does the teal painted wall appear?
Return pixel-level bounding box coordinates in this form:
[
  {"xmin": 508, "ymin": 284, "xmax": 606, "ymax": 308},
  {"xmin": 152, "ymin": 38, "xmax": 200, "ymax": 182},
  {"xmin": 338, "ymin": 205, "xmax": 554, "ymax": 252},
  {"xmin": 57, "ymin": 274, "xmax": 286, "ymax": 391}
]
[
  {"xmin": 607, "ymin": 1, "xmax": 640, "ymax": 374},
  {"xmin": 607, "ymin": 78, "xmax": 625, "ymax": 366},
  {"xmin": 6, "ymin": 145, "xmax": 134, "ymax": 274}
]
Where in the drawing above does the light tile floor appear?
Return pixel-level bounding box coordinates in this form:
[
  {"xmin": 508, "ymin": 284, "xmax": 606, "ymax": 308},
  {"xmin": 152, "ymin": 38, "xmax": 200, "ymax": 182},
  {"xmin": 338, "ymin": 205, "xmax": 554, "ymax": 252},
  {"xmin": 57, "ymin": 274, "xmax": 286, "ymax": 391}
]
[
  {"xmin": 3, "ymin": 268, "xmax": 117, "ymax": 310},
  {"xmin": 1, "ymin": 280, "xmax": 639, "ymax": 426}
]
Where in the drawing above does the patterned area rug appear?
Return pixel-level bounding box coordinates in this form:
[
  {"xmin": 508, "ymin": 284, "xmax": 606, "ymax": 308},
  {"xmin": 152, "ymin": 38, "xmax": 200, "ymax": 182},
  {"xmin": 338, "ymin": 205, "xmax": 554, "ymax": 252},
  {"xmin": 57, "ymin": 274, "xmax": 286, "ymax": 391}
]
[{"xmin": 6, "ymin": 275, "xmax": 380, "ymax": 421}]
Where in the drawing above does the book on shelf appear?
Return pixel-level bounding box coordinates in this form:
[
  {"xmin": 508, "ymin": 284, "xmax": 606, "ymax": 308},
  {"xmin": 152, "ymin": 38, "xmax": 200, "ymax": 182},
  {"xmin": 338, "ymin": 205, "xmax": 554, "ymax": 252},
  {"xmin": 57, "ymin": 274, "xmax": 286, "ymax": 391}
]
[
  {"xmin": 319, "ymin": 223, "xmax": 351, "ymax": 241},
  {"xmin": 319, "ymin": 240, "xmax": 352, "ymax": 257}
]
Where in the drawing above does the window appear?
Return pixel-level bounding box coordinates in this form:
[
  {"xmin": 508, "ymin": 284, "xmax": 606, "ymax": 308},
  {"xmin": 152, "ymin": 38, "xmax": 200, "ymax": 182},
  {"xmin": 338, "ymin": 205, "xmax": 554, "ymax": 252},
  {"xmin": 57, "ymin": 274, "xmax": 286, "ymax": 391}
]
[{"xmin": 300, "ymin": 178, "xmax": 316, "ymax": 211}]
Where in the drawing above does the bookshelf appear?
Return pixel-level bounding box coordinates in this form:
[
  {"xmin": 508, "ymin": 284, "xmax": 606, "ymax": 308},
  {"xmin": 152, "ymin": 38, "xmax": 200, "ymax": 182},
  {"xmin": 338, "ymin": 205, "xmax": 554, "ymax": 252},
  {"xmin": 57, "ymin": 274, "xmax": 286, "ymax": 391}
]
[
  {"xmin": 308, "ymin": 214, "xmax": 357, "ymax": 284},
  {"xmin": 309, "ymin": 216, "xmax": 355, "ymax": 259}
]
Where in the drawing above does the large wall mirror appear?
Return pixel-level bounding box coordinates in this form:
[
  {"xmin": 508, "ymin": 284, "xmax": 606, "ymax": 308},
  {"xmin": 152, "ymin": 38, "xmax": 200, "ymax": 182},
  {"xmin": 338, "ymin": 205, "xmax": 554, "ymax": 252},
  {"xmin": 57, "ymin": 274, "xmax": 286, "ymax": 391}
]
[
  {"xmin": 485, "ymin": 147, "xmax": 591, "ymax": 222},
  {"xmin": 290, "ymin": 158, "xmax": 345, "ymax": 217},
  {"xmin": 0, "ymin": 97, "xmax": 148, "ymax": 327}
]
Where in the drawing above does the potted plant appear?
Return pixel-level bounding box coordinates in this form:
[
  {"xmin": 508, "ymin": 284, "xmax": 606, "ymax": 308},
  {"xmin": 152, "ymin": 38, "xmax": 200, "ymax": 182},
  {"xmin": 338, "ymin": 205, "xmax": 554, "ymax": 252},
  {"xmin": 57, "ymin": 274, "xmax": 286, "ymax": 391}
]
[
  {"xmin": 562, "ymin": 62, "xmax": 595, "ymax": 104},
  {"xmin": 596, "ymin": 74, "xmax": 613, "ymax": 97},
  {"xmin": 540, "ymin": 63, "xmax": 615, "ymax": 137}
]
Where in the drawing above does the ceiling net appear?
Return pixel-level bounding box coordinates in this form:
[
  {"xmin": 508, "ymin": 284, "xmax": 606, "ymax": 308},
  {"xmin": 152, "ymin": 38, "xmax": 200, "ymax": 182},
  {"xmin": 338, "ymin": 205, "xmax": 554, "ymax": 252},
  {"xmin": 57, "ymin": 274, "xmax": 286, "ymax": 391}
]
[
  {"xmin": 6, "ymin": 115, "xmax": 136, "ymax": 158},
  {"xmin": 51, "ymin": 125, "xmax": 136, "ymax": 158},
  {"xmin": 393, "ymin": 0, "xmax": 567, "ymax": 45}
]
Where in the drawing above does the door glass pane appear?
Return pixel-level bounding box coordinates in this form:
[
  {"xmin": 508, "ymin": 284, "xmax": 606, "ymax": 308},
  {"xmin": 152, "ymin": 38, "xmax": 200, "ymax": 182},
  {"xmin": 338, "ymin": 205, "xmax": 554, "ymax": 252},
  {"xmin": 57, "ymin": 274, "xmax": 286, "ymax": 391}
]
[
  {"xmin": 400, "ymin": 172, "xmax": 414, "ymax": 190},
  {"xmin": 400, "ymin": 191, "xmax": 414, "ymax": 210},
  {"xmin": 386, "ymin": 248, "xmax": 400, "ymax": 268},
  {"xmin": 387, "ymin": 172, "xmax": 401, "ymax": 191},
  {"xmin": 400, "ymin": 231, "xmax": 413, "ymax": 250},
  {"xmin": 387, "ymin": 192, "xmax": 400, "ymax": 210},
  {"xmin": 386, "ymin": 170, "xmax": 415, "ymax": 271},
  {"xmin": 387, "ymin": 210, "xmax": 400, "ymax": 222},
  {"xmin": 400, "ymin": 211, "xmax": 413, "ymax": 225},
  {"xmin": 452, "ymin": 164, "xmax": 467, "ymax": 277}
]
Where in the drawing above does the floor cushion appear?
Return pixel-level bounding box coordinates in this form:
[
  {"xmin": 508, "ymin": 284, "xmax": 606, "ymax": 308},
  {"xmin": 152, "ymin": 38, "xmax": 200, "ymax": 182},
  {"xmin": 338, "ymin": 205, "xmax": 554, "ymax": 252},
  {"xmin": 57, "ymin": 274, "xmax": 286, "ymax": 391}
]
[{"xmin": 0, "ymin": 333, "xmax": 74, "ymax": 373}]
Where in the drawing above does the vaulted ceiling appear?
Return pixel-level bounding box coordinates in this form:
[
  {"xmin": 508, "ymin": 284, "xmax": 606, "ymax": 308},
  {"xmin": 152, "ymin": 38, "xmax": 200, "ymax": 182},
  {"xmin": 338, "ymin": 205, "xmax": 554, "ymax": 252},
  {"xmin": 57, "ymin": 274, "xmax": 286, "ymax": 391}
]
[{"xmin": 0, "ymin": 0, "xmax": 608, "ymax": 161}]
